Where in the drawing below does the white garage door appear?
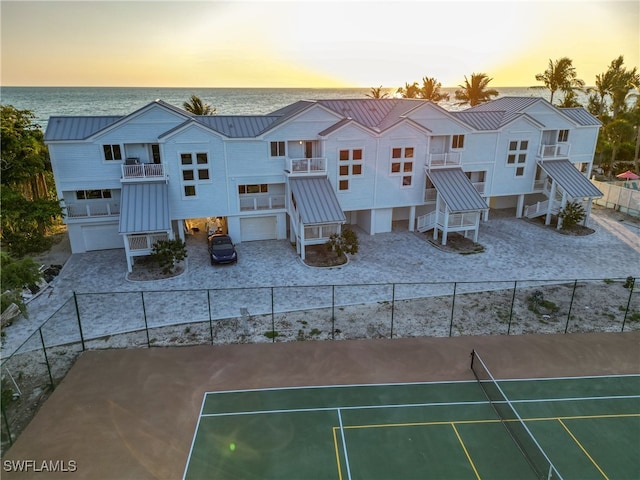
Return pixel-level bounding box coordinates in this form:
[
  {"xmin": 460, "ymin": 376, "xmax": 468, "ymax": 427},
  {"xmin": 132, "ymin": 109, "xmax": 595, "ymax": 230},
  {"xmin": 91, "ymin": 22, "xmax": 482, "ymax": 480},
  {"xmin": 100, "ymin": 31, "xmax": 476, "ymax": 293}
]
[
  {"xmin": 82, "ymin": 224, "xmax": 123, "ymax": 251},
  {"xmin": 240, "ymin": 216, "xmax": 277, "ymax": 241}
]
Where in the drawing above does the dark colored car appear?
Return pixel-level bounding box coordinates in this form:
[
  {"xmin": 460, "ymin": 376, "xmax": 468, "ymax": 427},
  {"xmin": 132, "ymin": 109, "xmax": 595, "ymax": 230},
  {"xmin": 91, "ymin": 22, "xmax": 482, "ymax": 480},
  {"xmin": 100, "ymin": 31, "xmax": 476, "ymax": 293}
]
[{"xmin": 207, "ymin": 234, "xmax": 237, "ymax": 265}]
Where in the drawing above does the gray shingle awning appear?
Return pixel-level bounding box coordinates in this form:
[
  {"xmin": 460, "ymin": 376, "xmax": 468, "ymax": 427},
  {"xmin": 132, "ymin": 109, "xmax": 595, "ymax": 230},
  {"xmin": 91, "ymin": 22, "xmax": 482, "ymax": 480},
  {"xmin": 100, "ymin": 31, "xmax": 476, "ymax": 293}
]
[
  {"xmin": 427, "ymin": 168, "xmax": 489, "ymax": 213},
  {"xmin": 538, "ymin": 159, "xmax": 603, "ymax": 198},
  {"xmin": 289, "ymin": 177, "xmax": 346, "ymax": 225},
  {"xmin": 119, "ymin": 183, "xmax": 171, "ymax": 234}
]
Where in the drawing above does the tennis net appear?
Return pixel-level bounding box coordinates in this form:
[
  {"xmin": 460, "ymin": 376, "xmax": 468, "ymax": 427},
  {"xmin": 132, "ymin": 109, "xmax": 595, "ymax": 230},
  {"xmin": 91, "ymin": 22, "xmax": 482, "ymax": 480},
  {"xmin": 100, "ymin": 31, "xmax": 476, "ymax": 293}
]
[{"xmin": 470, "ymin": 350, "xmax": 563, "ymax": 480}]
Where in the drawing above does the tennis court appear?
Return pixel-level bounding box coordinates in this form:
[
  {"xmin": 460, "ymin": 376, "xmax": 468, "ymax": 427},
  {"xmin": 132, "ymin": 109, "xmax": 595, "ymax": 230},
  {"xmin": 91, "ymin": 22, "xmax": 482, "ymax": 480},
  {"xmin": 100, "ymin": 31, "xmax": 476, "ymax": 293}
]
[{"xmin": 184, "ymin": 354, "xmax": 640, "ymax": 480}]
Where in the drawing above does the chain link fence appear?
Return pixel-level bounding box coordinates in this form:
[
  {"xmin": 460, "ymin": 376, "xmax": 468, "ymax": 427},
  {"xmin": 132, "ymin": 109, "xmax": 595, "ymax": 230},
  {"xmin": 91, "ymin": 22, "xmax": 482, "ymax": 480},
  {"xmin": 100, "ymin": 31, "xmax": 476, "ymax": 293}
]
[{"xmin": 2, "ymin": 276, "xmax": 638, "ymax": 450}]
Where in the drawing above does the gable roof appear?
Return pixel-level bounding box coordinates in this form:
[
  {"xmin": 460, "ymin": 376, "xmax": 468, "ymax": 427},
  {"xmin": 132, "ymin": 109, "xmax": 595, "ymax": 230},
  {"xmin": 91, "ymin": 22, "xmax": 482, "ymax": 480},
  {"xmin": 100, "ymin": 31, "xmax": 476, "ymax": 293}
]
[
  {"xmin": 315, "ymin": 98, "xmax": 425, "ymax": 131},
  {"xmin": 45, "ymin": 116, "xmax": 123, "ymax": 141},
  {"xmin": 558, "ymin": 108, "xmax": 602, "ymax": 126}
]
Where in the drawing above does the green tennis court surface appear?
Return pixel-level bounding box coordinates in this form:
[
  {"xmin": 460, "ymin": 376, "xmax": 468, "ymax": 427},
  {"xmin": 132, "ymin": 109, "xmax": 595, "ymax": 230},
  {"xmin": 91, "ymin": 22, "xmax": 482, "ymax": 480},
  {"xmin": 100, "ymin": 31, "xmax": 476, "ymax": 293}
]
[{"xmin": 183, "ymin": 373, "xmax": 640, "ymax": 479}]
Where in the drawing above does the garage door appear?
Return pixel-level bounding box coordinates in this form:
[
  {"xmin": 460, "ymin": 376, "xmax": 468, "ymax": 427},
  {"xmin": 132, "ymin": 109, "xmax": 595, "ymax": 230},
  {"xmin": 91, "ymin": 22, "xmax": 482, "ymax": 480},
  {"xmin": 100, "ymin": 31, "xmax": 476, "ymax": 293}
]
[
  {"xmin": 240, "ymin": 216, "xmax": 277, "ymax": 241},
  {"xmin": 82, "ymin": 223, "xmax": 123, "ymax": 251}
]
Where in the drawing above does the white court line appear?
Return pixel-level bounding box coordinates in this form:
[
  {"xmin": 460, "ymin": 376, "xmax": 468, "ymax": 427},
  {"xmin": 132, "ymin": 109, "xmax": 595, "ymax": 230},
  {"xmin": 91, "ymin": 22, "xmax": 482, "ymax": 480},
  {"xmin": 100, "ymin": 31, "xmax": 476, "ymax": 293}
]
[
  {"xmin": 337, "ymin": 408, "xmax": 353, "ymax": 480},
  {"xmin": 182, "ymin": 393, "xmax": 209, "ymax": 480}
]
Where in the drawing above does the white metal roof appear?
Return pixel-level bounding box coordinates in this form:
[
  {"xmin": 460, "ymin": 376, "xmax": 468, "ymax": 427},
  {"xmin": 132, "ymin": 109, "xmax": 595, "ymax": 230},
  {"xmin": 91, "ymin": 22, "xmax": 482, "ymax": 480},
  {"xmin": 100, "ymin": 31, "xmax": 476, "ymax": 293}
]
[
  {"xmin": 538, "ymin": 160, "xmax": 603, "ymax": 198},
  {"xmin": 119, "ymin": 183, "xmax": 171, "ymax": 234},
  {"xmin": 289, "ymin": 177, "xmax": 345, "ymax": 225},
  {"xmin": 427, "ymin": 168, "xmax": 489, "ymax": 213}
]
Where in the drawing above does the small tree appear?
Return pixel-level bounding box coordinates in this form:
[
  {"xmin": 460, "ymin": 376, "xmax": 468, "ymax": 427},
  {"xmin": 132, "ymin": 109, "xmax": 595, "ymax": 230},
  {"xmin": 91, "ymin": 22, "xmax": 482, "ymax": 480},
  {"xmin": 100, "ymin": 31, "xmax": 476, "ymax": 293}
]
[
  {"xmin": 326, "ymin": 228, "xmax": 359, "ymax": 257},
  {"xmin": 558, "ymin": 201, "xmax": 586, "ymax": 229},
  {"xmin": 1, "ymin": 252, "xmax": 42, "ymax": 317},
  {"xmin": 151, "ymin": 239, "xmax": 187, "ymax": 274}
]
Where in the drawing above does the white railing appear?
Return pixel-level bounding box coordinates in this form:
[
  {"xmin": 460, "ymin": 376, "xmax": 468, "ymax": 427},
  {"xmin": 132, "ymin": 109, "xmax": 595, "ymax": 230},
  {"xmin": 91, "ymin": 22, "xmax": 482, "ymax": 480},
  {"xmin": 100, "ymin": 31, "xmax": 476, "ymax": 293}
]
[
  {"xmin": 417, "ymin": 211, "xmax": 479, "ymax": 232},
  {"xmin": 304, "ymin": 224, "xmax": 340, "ymax": 241},
  {"xmin": 424, "ymin": 188, "xmax": 437, "ymax": 202},
  {"xmin": 239, "ymin": 195, "xmax": 286, "ymax": 211},
  {"xmin": 121, "ymin": 163, "xmax": 165, "ymax": 180},
  {"xmin": 127, "ymin": 233, "xmax": 169, "ymax": 251},
  {"xmin": 538, "ymin": 143, "xmax": 571, "ymax": 159},
  {"xmin": 65, "ymin": 201, "xmax": 120, "ymax": 218},
  {"xmin": 287, "ymin": 157, "xmax": 327, "ymax": 175},
  {"xmin": 524, "ymin": 200, "xmax": 561, "ymax": 218},
  {"xmin": 427, "ymin": 152, "xmax": 461, "ymax": 168},
  {"xmin": 472, "ymin": 182, "xmax": 486, "ymax": 195}
]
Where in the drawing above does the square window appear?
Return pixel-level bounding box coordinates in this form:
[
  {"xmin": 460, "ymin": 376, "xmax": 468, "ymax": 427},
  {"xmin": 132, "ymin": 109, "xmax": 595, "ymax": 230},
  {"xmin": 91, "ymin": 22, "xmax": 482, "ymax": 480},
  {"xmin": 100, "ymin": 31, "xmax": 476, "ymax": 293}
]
[
  {"xmin": 518, "ymin": 154, "xmax": 526, "ymax": 164},
  {"xmin": 260, "ymin": 184, "xmax": 268, "ymax": 193},
  {"xmin": 353, "ymin": 149, "xmax": 363, "ymax": 160},
  {"xmin": 340, "ymin": 165, "xmax": 349, "ymax": 176},
  {"xmin": 238, "ymin": 185, "xmax": 246, "ymax": 194},
  {"xmin": 558, "ymin": 130, "xmax": 569, "ymax": 142},
  {"xmin": 184, "ymin": 185, "xmax": 196, "ymax": 196},
  {"xmin": 520, "ymin": 140, "xmax": 529, "ymax": 150},
  {"xmin": 102, "ymin": 190, "xmax": 112, "ymax": 199},
  {"xmin": 196, "ymin": 153, "xmax": 208, "ymax": 164},
  {"xmin": 452, "ymin": 135, "xmax": 464, "ymax": 149},
  {"xmin": 270, "ymin": 141, "xmax": 285, "ymax": 157},
  {"xmin": 402, "ymin": 176, "xmax": 412, "ymax": 186},
  {"xmin": 352, "ymin": 164, "xmax": 362, "ymax": 175},
  {"xmin": 391, "ymin": 162, "xmax": 401, "ymax": 173},
  {"xmin": 507, "ymin": 154, "xmax": 516, "ymax": 164},
  {"xmin": 509, "ymin": 141, "xmax": 518, "ymax": 151},
  {"xmin": 76, "ymin": 191, "xmax": 86, "ymax": 200},
  {"xmin": 182, "ymin": 170, "xmax": 194, "ymax": 181},
  {"xmin": 339, "ymin": 179, "xmax": 349, "ymax": 190},
  {"xmin": 198, "ymin": 169, "xmax": 209, "ymax": 180},
  {"xmin": 392, "ymin": 148, "xmax": 402, "ymax": 158},
  {"xmin": 181, "ymin": 153, "xmax": 192, "ymax": 165},
  {"xmin": 405, "ymin": 147, "xmax": 414, "ymax": 158},
  {"xmin": 339, "ymin": 150, "xmax": 349, "ymax": 161},
  {"xmin": 515, "ymin": 167, "xmax": 525, "ymax": 177},
  {"xmin": 403, "ymin": 162, "xmax": 413, "ymax": 172}
]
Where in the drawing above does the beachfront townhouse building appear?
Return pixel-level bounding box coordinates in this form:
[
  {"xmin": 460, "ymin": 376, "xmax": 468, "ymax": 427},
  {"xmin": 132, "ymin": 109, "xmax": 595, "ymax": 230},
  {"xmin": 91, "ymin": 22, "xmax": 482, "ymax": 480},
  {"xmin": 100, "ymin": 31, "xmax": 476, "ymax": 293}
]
[{"xmin": 44, "ymin": 96, "xmax": 602, "ymax": 271}]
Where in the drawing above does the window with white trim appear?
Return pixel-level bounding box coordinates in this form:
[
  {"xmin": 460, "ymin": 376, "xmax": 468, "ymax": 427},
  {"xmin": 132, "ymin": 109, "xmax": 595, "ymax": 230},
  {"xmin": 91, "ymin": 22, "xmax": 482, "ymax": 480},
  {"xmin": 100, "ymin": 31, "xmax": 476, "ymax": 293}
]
[
  {"xmin": 391, "ymin": 147, "xmax": 414, "ymax": 187},
  {"xmin": 558, "ymin": 129, "xmax": 569, "ymax": 142},
  {"xmin": 238, "ymin": 184, "xmax": 268, "ymax": 194},
  {"xmin": 506, "ymin": 140, "xmax": 528, "ymax": 177},
  {"xmin": 180, "ymin": 152, "xmax": 210, "ymax": 197},
  {"xmin": 103, "ymin": 144, "xmax": 122, "ymax": 161},
  {"xmin": 451, "ymin": 135, "xmax": 465, "ymax": 149},
  {"xmin": 76, "ymin": 189, "xmax": 112, "ymax": 200},
  {"xmin": 338, "ymin": 148, "xmax": 363, "ymax": 191},
  {"xmin": 270, "ymin": 141, "xmax": 285, "ymax": 157}
]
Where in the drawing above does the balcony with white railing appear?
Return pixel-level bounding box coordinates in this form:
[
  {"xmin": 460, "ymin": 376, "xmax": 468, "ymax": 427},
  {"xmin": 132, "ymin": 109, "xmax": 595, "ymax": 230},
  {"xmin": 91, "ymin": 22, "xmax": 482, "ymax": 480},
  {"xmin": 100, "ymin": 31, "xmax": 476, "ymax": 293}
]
[
  {"xmin": 286, "ymin": 157, "xmax": 327, "ymax": 176},
  {"xmin": 65, "ymin": 201, "xmax": 120, "ymax": 219},
  {"xmin": 417, "ymin": 211, "xmax": 480, "ymax": 232},
  {"xmin": 538, "ymin": 143, "xmax": 571, "ymax": 159},
  {"xmin": 127, "ymin": 233, "xmax": 169, "ymax": 252},
  {"xmin": 121, "ymin": 162, "xmax": 166, "ymax": 182},
  {"xmin": 239, "ymin": 194, "xmax": 286, "ymax": 211},
  {"xmin": 426, "ymin": 152, "xmax": 461, "ymax": 169}
]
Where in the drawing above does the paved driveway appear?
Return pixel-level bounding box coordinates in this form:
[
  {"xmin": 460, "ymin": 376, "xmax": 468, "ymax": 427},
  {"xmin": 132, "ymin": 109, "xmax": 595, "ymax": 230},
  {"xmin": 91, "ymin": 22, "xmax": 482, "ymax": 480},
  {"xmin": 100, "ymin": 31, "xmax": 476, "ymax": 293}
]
[{"xmin": 2, "ymin": 206, "xmax": 639, "ymax": 356}]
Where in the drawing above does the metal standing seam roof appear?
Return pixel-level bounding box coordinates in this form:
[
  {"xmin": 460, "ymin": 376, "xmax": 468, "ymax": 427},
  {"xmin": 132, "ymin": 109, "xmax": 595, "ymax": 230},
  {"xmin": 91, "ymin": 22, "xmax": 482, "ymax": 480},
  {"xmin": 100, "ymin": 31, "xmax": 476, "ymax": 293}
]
[
  {"xmin": 538, "ymin": 160, "xmax": 603, "ymax": 198},
  {"xmin": 119, "ymin": 183, "xmax": 171, "ymax": 234},
  {"xmin": 426, "ymin": 168, "xmax": 489, "ymax": 213},
  {"xmin": 194, "ymin": 115, "xmax": 282, "ymax": 138},
  {"xmin": 289, "ymin": 177, "xmax": 346, "ymax": 225},
  {"xmin": 558, "ymin": 108, "xmax": 602, "ymax": 126},
  {"xmin": 44, "ymin": 116, "xmax": 123, "ymax": 141}
]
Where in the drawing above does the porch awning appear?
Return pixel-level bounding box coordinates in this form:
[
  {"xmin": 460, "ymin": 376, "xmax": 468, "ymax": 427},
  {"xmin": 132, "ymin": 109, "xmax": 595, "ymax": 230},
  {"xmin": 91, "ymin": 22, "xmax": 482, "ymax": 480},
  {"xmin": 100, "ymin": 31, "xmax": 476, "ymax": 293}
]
[
  {"xmin": 119, "ymin": 183, "xmax": 171, "ymax": 234},
  {"xmin": 289, "ymin": 177, "xmax": 346, "ymax": 225},
  {"xmin": 538, "ymin": 159, "xmax": 603, "ymax": 198},
  {"xmin": 426, "ymin": 168, "xmax": 489, "ymax": 213}
]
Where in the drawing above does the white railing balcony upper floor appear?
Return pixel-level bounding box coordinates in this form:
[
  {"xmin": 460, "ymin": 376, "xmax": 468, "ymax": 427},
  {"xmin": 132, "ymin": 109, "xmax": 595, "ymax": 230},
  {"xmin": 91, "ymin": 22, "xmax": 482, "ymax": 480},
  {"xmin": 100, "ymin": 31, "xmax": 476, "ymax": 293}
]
[
  {"xmin": 65, "ymin": 201, "xmax": 120, "ymax": 218},
  {"xmin": 286, "ymin": 157, "xmax": 327, "ymax": 176},
  {"xmin": 121, "ymin": 161, "xmax": 166, "ymax": 182},
  {"xmin": 538, "ymin": 143, "xmax": 571, "ymax": 159},
  {"xmin": 426, "ymin": 152, "xmax": 461, "ymax": 169}
]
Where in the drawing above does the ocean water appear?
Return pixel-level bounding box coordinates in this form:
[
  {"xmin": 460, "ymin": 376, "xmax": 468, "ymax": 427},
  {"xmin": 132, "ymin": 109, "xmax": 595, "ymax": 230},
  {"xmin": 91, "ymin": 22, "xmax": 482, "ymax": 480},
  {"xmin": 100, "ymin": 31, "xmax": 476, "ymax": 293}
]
[{"xmin": 0, "ymin": 86, "xmax": 556, "ymax": 131}]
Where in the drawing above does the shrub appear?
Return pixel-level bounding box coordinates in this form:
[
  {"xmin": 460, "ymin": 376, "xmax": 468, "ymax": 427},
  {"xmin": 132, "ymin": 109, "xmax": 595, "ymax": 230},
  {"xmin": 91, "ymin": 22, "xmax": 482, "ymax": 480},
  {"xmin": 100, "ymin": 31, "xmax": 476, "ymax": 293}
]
[
  {"xmin": 558, "ymin": 201, "xmax": 585, "ymax": 229},
  {"xmin": 326, "ymin": 227, "xmax": 359, "ymax": 257},
  {"xmin": 151, "ymin": 239, "xmax": 187, "ymax": 274}
]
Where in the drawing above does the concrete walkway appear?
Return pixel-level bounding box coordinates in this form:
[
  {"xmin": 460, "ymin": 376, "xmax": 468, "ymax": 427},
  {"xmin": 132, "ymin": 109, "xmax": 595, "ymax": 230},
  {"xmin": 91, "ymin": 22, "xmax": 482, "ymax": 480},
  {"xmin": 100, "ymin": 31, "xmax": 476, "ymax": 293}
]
[{"xmin": 2, "ymin": 206, "xmax": 639, "ymax": 356}]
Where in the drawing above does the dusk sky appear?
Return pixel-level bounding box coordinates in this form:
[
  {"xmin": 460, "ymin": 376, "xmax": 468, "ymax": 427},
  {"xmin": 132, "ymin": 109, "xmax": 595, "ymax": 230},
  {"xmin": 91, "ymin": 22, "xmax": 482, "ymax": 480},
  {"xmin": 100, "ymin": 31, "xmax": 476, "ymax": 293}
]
[{"xmin": 1, "ymin": 0, "xmax": 638, "ymax": 88}]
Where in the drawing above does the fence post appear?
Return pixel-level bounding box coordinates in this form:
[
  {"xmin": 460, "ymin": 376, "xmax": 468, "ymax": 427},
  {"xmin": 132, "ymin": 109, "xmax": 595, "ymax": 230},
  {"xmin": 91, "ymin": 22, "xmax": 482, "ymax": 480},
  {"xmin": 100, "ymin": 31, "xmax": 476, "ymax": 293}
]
[
  {"xmin": 271, "ymin": 287, "xmax": 275, "ymax": 343},
  {"xmin": 565, "ymin": 280, "xmax": 578, "ymax": 334},
  {"xmin": 331, "ymin": 285, "xmax": 335, "ymax": 340},
  {"xmin": 621, "ymin": 277, "xmax": 636, "ymax": 332},
  {"xmin": 449, "ymin": 282, "xmax": 457, "ymax": 337},
  {"xmin": 141, "ymin": 291, "xmax": 150, "ymax": 347},
  {"xmin": 1, "ymin": 405, "xmax": 12, "ymax": 447},
  {"xmin": 507, "ymin": 281, "xmax": 517, "ymax": 335},
  {"xmin": 73, "ymin": 292, "xmax": 86, "ymax": 351},
  {"xmin": 390, "ymin": 283, "xmax": 396, "ymax": 339},
  {"xmin": 38, "ymin": 328, "xmax": 55, "ymax": 389},
  {"xmin": 207, "ymin": 289, "xmax": 213, "ymax": 345}
]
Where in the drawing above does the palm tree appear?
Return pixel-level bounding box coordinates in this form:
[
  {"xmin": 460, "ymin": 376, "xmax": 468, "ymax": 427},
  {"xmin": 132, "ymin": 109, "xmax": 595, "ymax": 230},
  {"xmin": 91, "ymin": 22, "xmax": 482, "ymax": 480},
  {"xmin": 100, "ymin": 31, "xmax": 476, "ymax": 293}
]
[
  {"xmin": 535, "ymin": 58, "xmax": 583, "ymax": 105},
  {"xmin": 183, "ymin": 95, "xmax": 216, "ymax": 115},
  {"xmin": 606, "ymin": 56, "xmax": 639, "ymax": 118},
  {"xmin": 396, "ymin": 82, "xmax": 420, "ymax": 99},
  {"xmin": 365, "ymin": 86, "xmax": 389, "ymax": 99},
  {"xmin": 454, "ymin": 73, "xmax": 498, "ymax": 107},
  {"xmin": 418, "ymin": 77, "xmax": 450, "ymax": 103}
]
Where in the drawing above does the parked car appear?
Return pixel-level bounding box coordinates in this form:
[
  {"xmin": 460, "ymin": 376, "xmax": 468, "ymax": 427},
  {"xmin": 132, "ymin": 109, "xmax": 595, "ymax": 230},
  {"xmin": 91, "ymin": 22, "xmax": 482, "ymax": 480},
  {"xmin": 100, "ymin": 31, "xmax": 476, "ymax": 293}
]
[{"xmin": 207, "ymin": 234, "xmax": 237, "ymax": 265}]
